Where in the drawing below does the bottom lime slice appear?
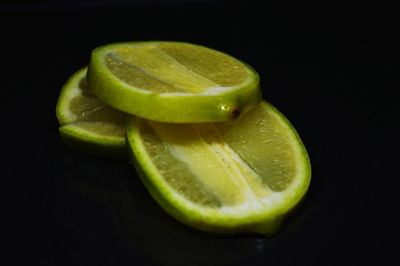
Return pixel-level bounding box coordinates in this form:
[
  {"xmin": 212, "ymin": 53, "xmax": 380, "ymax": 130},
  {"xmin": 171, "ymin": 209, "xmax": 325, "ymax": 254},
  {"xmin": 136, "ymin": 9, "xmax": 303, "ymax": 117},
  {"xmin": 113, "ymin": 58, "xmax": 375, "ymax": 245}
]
[
  {"xmin": 56, "ymin": 67, "xmax": 128, "ymax": 160},
  {"xmin": 127, "ymin": 101, "xmax": 311, "ymax": 234}
]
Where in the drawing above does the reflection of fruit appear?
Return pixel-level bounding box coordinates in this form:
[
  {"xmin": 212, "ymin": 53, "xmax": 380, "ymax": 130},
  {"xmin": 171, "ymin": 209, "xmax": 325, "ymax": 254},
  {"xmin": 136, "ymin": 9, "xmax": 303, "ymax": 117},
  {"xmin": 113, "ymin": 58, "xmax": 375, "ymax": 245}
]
[
  {"xmin": 127, "ymin": 101, "xmax": 311, "ymax": 234},
  {"xmin": 87, "ymin": 41, "xmax": 261, "ymax": 123},
  {"xmin": 56, "ymin": 67, "xmax": 128, "ymax": 160}
]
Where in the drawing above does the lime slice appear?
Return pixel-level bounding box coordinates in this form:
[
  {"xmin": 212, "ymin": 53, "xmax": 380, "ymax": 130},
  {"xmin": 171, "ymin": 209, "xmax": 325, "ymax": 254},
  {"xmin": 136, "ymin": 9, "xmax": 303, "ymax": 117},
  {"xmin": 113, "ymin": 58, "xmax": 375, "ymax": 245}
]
[
  {"xmin": 87, "ymin": 41, "xmax": 261, "ymax": 123},
  {"xmin": 56, "ymin": 67, "xmax": 128, "ymax": 160},
  {"xmin": 127, "ymin": 100, "xmax": 311, "ymax": 234}
]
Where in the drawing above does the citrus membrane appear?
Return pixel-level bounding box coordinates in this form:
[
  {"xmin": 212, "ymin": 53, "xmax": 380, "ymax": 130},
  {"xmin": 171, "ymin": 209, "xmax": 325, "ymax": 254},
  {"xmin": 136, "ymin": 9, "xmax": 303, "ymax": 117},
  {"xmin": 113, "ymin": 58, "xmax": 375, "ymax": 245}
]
[
  {"xmin": 56, "ymin": 67, "xmax": 128, "ymax": 160},
  {"xmin": 87, "ymin": 41, "xmax": 261, "ymax": 123},
  {"xmin": 127, "ymin": 100, "xmax": 311, "ymax": 234}
]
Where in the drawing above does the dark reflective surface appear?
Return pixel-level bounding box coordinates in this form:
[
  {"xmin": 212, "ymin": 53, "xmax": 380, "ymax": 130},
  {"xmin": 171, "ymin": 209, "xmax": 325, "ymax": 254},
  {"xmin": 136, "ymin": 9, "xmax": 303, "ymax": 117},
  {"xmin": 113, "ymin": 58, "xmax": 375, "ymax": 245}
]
[
  {"xmin": 57, "ymin": 156, "xmax": 310, "ymax": 266},
  {"xmin": 2, "ymin": 1, "xmax": 398, "ymax": 265}
]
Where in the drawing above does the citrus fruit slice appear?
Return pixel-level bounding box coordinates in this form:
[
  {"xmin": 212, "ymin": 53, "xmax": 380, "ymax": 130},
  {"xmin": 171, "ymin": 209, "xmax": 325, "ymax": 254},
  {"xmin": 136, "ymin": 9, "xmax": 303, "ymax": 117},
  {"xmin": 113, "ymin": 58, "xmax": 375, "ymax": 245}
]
[
  {"xmin": 127, "ymin": 100, "xmax": 311, "ymax": 234},
  {"xmin": 87, "ymin": 41, "xmax": 261, "ymax": 123},
  {"xmin": 56, "ymin": 67, "xmax": 128, "ymax": 160}
]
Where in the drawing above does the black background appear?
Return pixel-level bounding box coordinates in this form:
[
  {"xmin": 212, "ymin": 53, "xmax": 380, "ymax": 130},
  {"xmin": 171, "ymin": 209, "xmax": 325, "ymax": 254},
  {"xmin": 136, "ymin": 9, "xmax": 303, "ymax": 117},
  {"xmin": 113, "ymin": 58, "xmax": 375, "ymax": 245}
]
[{"xmin": 1, "ymin": 1, "xmax": 399, "ymax": 265}]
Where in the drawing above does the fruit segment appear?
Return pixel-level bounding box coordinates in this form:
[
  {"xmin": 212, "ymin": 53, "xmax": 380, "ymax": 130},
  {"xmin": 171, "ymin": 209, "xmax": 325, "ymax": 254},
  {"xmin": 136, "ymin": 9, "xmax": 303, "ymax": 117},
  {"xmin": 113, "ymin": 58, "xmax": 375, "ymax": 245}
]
[
  {"xmin": 104, "ymin": 42, "xmax": 250, "ymax": 94},
  {"xmin": 146, "ymin": 122, "xmax": 271, "ymax": 206},
  {"xmin": 218, "ymin": 103, "xmax": 298, "ymax": 191},
  {"xmin": 107, "ymin": 45, "xmax": 217, "ymax": 93}
]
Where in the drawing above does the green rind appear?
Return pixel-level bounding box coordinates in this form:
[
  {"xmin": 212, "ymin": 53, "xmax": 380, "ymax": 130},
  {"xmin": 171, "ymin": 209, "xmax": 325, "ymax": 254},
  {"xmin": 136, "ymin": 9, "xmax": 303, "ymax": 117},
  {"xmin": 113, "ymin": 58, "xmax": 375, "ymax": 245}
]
[
  {"xmin": 126, "ymin": 101, "xmax": 311, "ymax": 234},
  {"xmin": 56, "ymin": 67, "xmax": 88, "ymax": 125},
  {"xmin": 87, "ymin": 41, "xmax": 262, "ymax": 123},
  {"xmin": 59, "ymin": 125, "xmax": 129, "ymax": 161}
]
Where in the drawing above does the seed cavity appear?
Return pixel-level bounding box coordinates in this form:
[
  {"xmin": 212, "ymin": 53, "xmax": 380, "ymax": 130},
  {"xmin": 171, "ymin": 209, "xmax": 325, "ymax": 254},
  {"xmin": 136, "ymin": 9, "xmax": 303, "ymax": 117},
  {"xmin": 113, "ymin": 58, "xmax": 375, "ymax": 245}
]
[{"xmin": 230, "ymin": 109, "xmax": 240, "ymax": 119}]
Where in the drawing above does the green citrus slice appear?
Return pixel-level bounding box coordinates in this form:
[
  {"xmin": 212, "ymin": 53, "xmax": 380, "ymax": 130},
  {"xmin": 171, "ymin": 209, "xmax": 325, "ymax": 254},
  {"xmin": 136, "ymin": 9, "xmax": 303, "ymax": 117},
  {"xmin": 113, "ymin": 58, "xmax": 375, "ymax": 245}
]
[
  {"xmin": 127, "ymin": 100, "xmax": 311, "ymax": 234},
  {"xmin": 87, "ymin": 41, "xmax": 261, "ymax": 123},
  {"xmin": 56, "ymin": 67, "xmax": 128, "ymax": 160}
]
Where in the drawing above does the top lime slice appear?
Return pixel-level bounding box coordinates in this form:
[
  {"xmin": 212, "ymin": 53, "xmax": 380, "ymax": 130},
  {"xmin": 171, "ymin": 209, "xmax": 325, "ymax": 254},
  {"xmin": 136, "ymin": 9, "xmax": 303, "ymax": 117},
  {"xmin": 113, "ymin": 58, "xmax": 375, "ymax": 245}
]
[
  {"xmin": 127, "ymin": 100, "xmax": 311, "ymax": 234},
  {"xmin": 56, "ymin": 67, "xmax": 128, "ymax": 160},
  {"xmin": 87, "ymin": 41, "xmax": 261, "ymax": 123}
]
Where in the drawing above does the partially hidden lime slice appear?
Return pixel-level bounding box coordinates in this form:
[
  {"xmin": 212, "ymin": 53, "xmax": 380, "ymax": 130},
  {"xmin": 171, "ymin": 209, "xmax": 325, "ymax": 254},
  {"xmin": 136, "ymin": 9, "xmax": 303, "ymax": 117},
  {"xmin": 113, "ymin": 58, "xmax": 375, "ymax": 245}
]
[
  {"xmin": 56, "ymin": 67, "xmax": 128, "ymax": 160},
  {"xmin": 87, "ymin": 41, "xmax": 261, "ymax": 123},
  {"xmin": 127, "ymin": 100, "xmax": 311, "ymax": 234}
]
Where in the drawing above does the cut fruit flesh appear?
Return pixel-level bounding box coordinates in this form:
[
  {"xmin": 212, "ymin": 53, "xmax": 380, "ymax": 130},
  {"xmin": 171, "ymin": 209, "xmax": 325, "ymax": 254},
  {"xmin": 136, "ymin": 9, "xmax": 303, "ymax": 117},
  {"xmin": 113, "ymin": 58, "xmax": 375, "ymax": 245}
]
[
  {"xmin": 56, "ymin": 67, "xmax": 128, "ymax": 160},
  {"xmin": 88, "ymin": 41, "xmax": 261, "ymax": 122},
  {"xmin": 127, "ymin": 101, "xmax": 311, "ymax": 234}
]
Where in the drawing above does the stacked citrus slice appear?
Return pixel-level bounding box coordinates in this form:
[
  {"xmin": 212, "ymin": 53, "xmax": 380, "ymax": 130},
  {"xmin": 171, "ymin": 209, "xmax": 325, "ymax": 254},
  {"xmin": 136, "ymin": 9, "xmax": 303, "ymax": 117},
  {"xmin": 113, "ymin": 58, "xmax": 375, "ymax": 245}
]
[
  {"xmin": 56, "ymin": 67, "xmax": 128, "ymax": 160},
  {"xmin": 56, "ymin": 41, "xmax": 311, "ymax": 234},
  {"xmin": 87, "ymin": 41, "xmax": 261, "ymax": 122}
]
